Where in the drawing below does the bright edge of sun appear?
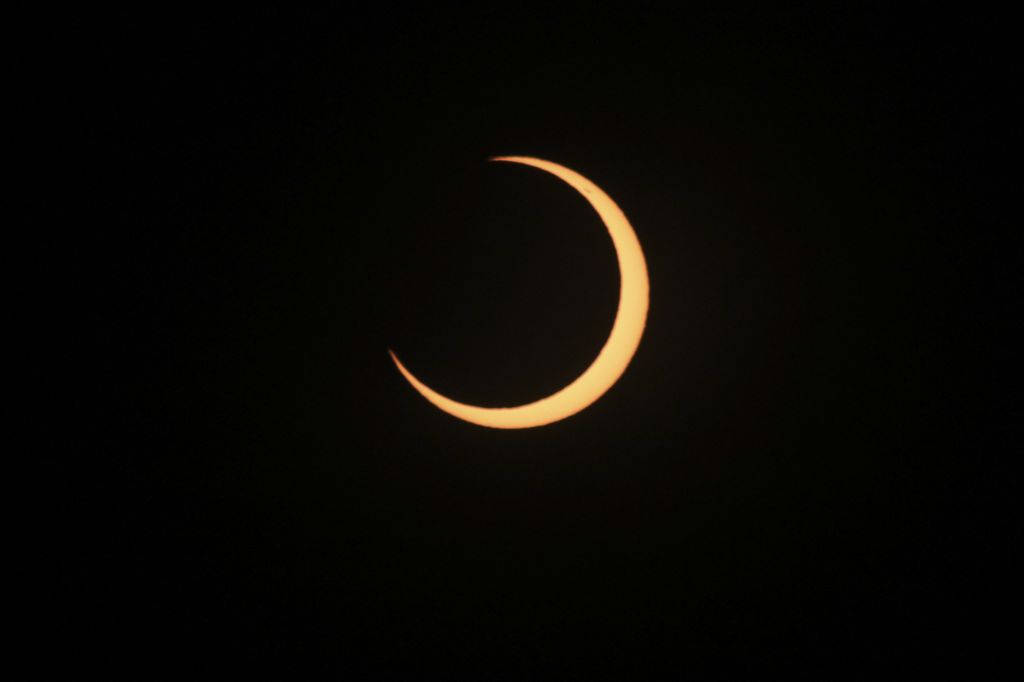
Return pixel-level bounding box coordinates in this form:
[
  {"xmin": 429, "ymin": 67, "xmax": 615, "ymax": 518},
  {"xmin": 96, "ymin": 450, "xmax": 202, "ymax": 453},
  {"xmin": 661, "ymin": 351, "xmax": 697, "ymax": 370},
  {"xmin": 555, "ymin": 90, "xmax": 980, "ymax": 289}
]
[{"xmin": 388, "ymin": 156, "xmax": 649, "ymax": 429}]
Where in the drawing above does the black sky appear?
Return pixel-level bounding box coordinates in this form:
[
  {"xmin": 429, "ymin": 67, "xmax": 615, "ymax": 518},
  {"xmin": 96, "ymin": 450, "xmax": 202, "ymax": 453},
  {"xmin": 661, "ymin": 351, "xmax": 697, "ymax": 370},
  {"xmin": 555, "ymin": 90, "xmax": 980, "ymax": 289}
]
[{"xmin": 77, "ymin": 4, "xmax": 1013, "ymax": 677}]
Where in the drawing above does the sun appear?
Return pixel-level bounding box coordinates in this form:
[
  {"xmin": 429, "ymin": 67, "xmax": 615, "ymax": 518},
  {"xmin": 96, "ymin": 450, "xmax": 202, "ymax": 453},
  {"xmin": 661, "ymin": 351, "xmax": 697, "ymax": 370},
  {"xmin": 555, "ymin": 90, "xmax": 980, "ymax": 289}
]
[{"xmin": 389, "ymin": 156, "xmax": 649, "ymax": 429}]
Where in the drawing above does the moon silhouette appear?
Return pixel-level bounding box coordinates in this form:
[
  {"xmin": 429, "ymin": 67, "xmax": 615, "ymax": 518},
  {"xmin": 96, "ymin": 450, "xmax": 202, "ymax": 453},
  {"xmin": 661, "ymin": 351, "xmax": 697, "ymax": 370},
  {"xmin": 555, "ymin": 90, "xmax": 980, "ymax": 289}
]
[{"xmin": 389, "ymin": 156, "xmax": 649, "ymax": 429}]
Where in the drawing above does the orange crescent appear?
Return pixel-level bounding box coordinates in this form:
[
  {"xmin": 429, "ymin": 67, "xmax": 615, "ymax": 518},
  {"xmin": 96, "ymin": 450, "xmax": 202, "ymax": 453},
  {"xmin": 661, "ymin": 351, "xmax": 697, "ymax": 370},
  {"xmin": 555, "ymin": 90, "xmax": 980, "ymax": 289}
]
[{"xmin": 389, "ymin": 156, "xmax": 649, "ymax": 429}]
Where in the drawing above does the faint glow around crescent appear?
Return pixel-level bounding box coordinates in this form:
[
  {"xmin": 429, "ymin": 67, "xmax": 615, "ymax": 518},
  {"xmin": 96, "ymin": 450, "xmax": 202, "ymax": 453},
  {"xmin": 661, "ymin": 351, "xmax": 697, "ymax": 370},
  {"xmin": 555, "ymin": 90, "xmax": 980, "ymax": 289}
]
[{"xmin": 389, "ymin": 156, "xmax": 649, "ymax": 429}]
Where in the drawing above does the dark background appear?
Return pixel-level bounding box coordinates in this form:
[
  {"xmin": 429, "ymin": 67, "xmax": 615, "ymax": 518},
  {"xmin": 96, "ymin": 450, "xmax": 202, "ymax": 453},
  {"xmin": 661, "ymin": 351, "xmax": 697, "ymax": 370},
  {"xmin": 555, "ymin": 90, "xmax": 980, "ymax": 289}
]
[{"xmin": 78, "ymin": 4, "xmax": 1013, "ymax": 676}]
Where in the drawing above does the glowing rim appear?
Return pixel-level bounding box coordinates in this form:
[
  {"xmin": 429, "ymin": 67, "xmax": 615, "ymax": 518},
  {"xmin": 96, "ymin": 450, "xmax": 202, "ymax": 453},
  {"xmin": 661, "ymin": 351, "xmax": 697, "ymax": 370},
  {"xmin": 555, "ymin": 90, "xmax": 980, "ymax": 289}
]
[{"xmin": 389, "ymin": 156, "xmax": 649, "ymax": 429}]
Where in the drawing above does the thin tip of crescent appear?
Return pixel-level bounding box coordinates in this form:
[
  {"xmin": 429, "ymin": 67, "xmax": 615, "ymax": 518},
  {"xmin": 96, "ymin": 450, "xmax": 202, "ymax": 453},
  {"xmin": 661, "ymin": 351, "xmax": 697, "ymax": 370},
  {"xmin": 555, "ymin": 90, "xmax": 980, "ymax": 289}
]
[
  {"xmin": 387, "ymin": 349, "xmax": 407, "ymax": 375},
  {"xmin": 488, "ymin": 155, "xmax": 535, "ymax": 164}
]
